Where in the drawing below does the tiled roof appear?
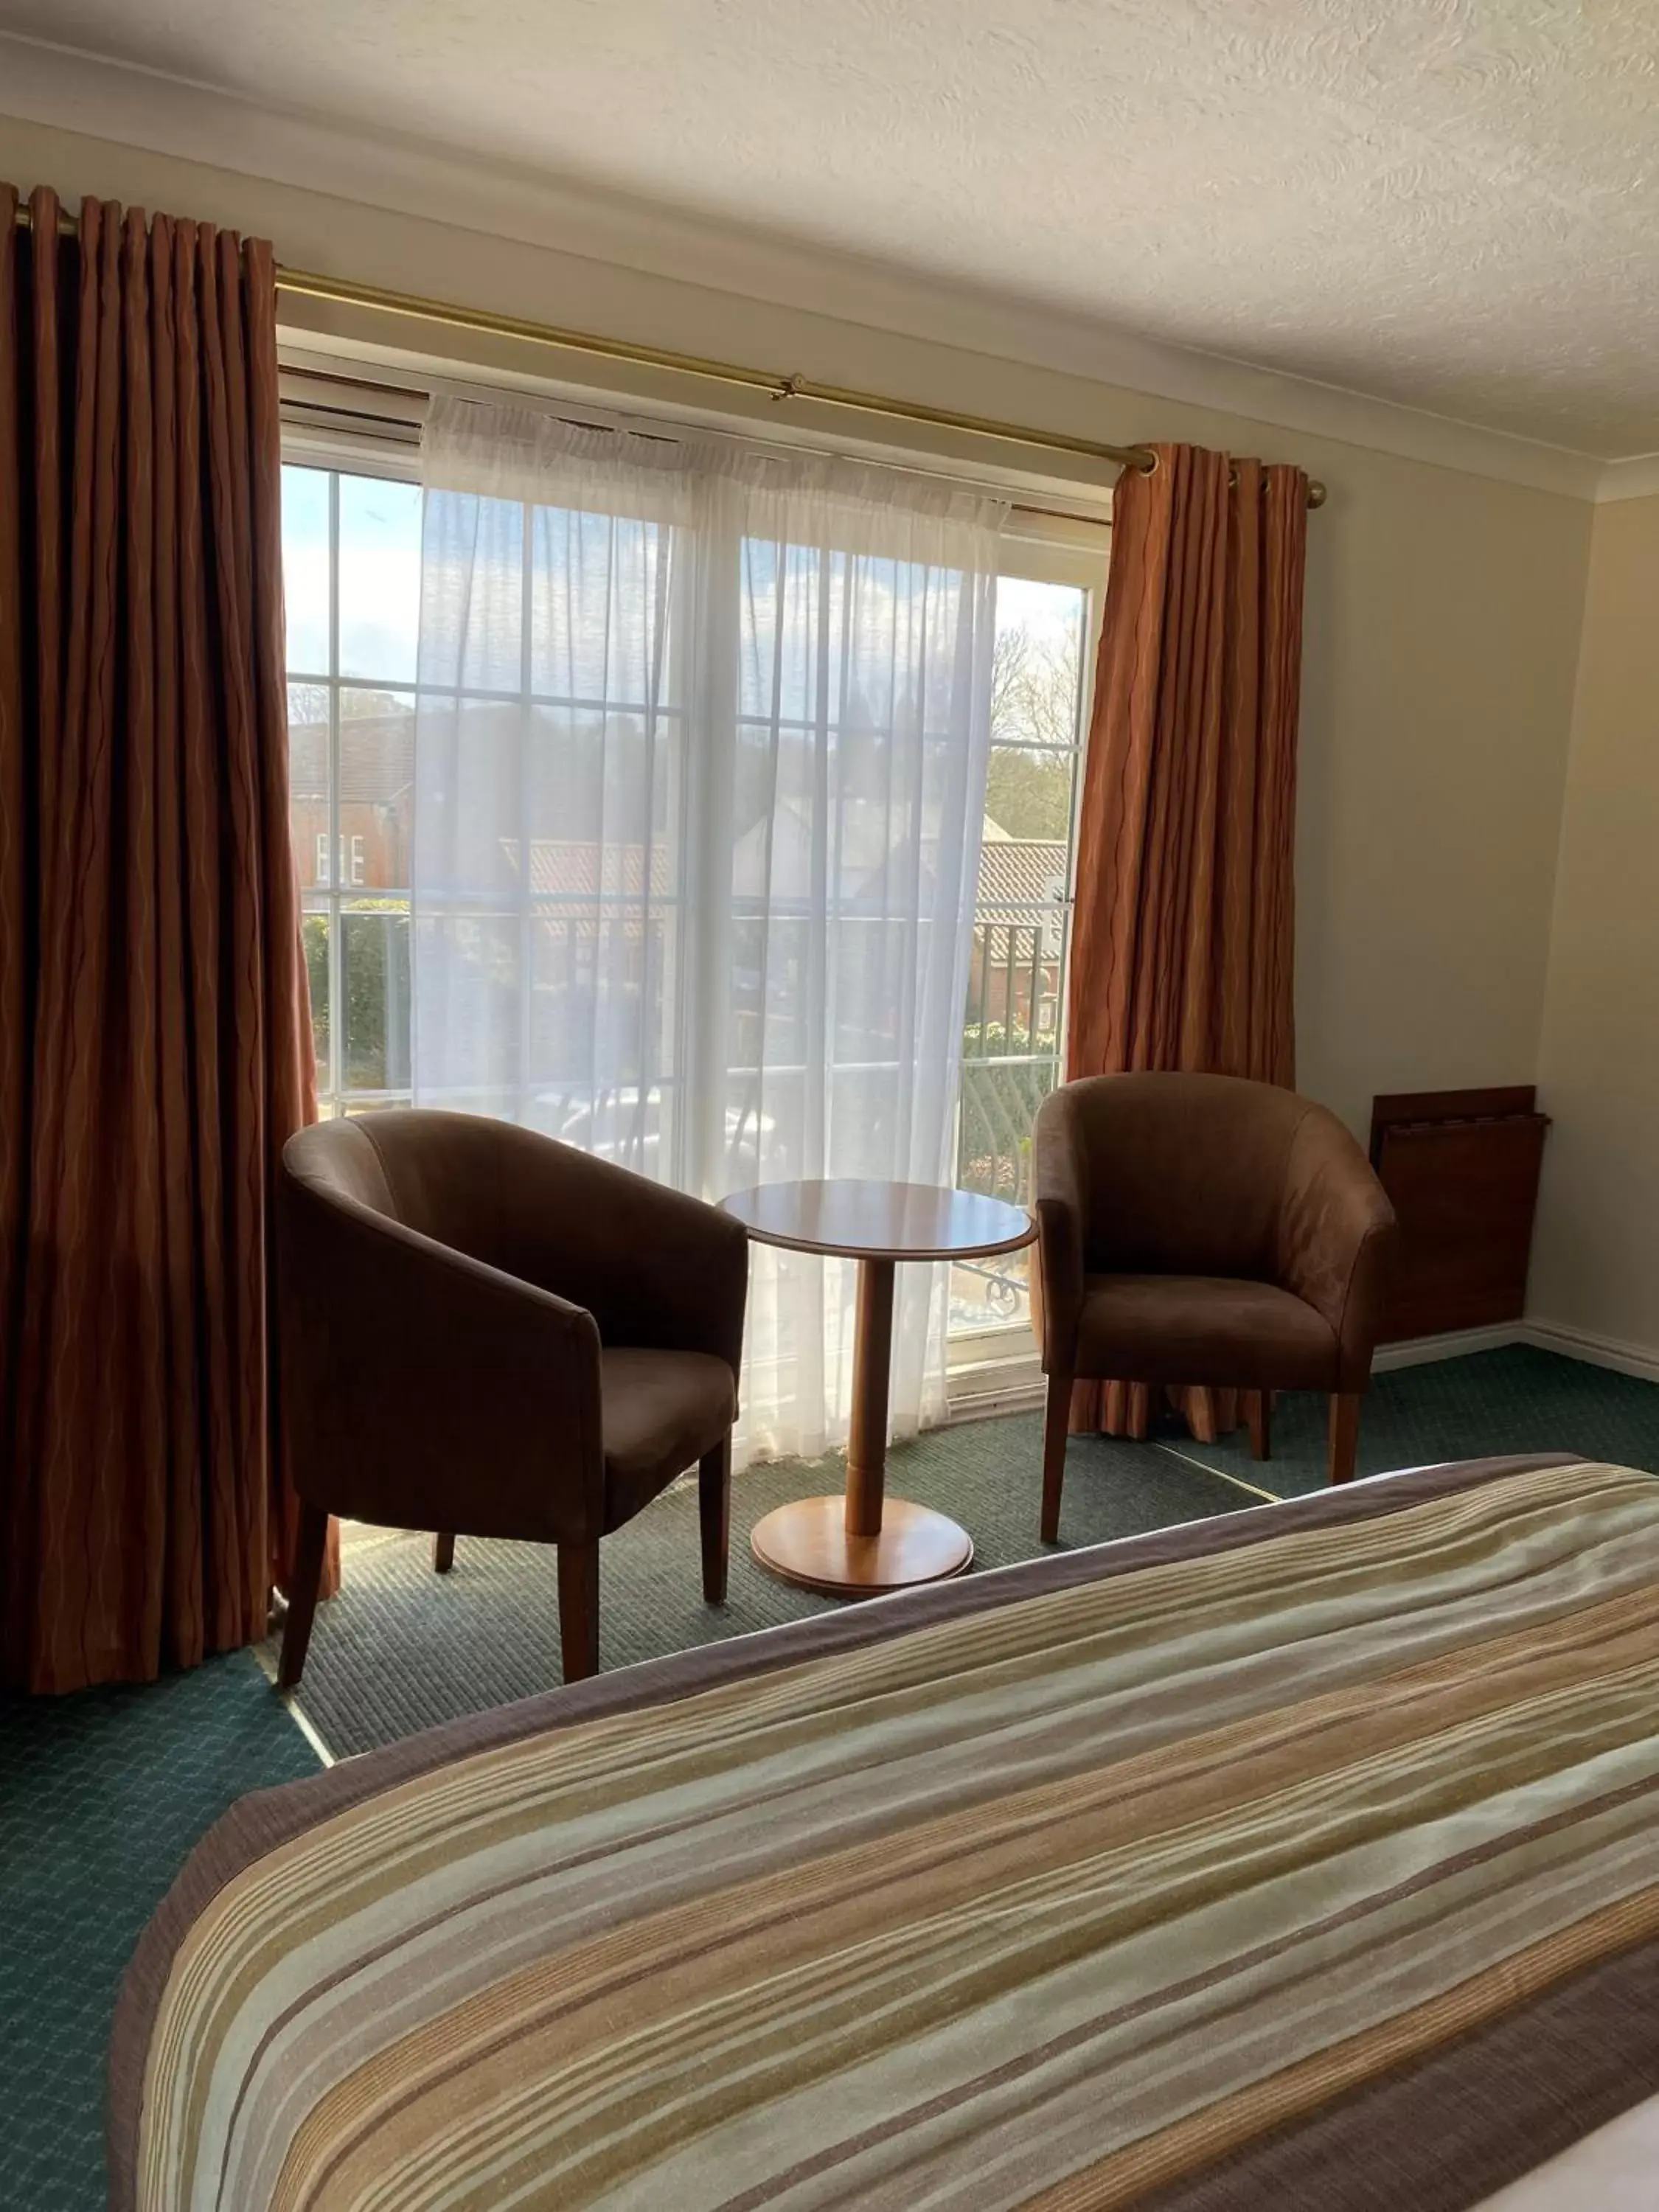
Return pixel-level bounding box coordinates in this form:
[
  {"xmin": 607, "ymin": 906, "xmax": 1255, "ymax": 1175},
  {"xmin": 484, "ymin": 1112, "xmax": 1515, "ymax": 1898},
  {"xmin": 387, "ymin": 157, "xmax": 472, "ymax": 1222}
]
[
  {"xmin": 975, "ymin": 837, "xmax": 1068, "ymax": 922},
  {"xmin": 286, "ymin": 726, "xmax": 1066, "ymax": 924},
  {"xmin": 512, "ymin": 840, "xmax": 676, "ymax": 900},
  {"xmin": 286, "ymin": 716, "xmax": 413, "ymax": 807}
]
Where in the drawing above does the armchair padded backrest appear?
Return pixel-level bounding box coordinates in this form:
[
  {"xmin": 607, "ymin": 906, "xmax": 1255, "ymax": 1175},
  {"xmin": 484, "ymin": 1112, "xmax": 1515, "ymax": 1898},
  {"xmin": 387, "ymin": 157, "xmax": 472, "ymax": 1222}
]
[
  {"xmin": 285, "ymin": 1111, "xmax": 517, "ymax": 1256},
  {"xmin": 282, "ymin": 1110, "xmax": 749, "ymax": 1370},
  {"xmin": 286, "ymin": 1110, "xmax": 616, "ymax": 1272},
  {"xmin": 1042, "ymin": 1071, "xmax": 1342, "ymax": 1280},
  {"xmin": 285, "ymin": 1115, "xmax": 400, "ymax": 1218}
]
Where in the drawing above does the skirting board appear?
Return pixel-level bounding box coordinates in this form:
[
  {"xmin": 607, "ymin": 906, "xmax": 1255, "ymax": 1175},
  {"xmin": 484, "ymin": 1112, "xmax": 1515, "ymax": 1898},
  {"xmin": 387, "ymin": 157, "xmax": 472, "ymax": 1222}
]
[
  {"xmin": 1371, "ymin": 1324, "xmax": 1523, "ymax": 1371},
  {"xmin": 947, "ymin": 1363, "xmax": 1045, "ymax": 1422},
  {"xmin": 1522, "ymin": 1319, "xmax": 1659, "ymax": 1385},
  {"xmin": 947, "ymin": 1319, "xmax": 1659, "ymax": 1418},
  {"xmin": 1377, "ymin": 1319, "xmax": 1659, "ymax": 1384}
]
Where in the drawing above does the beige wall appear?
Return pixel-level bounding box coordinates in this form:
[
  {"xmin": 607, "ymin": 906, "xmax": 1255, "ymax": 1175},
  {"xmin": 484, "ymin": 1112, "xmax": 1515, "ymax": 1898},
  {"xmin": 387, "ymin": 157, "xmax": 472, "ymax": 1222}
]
[
  {"xmin": 1291, "ymin": 459, "xmax": 1588, "ymax": 1135},
  {"xmin": 0, "ymin": 114, "xmax": 1595, "ymax": 1150},
  {"xmin": 1531, "ymin": 496, "xmax": 1659, "ymax": 1356}
]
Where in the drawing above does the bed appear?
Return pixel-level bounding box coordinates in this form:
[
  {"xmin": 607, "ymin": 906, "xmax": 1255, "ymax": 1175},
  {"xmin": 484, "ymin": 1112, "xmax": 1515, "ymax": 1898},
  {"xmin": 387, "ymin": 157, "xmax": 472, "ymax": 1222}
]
[{"xmin": 109, "ymin": 1452, "xmax": 1659, "ymax": 2211}]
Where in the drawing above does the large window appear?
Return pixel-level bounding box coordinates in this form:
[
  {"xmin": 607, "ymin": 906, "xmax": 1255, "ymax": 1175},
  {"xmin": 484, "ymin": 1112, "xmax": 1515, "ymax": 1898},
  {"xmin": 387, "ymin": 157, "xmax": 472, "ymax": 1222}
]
[
  {"xmin": 282, "ymin": 465, "xmax": 422, "ymax": 1114},
  {"xmin": 282, "ymin": 462, "xmax": 1100, "ymax": 1335},
  {"xmin": 950, "ymin": 565, "xmax": 1091, "ymax": 1342}
]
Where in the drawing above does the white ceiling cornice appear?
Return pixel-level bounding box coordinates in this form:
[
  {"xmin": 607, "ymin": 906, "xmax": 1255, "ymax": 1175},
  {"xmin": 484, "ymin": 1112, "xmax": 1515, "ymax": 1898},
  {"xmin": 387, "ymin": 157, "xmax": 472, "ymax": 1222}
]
[
  {"xmin": 1592, "ymin": 456, "xmax": 1659, "ymax": 506},
  {"xmin": 0, "ymin": 30, "xmax": 1621, "ymax": 504}
]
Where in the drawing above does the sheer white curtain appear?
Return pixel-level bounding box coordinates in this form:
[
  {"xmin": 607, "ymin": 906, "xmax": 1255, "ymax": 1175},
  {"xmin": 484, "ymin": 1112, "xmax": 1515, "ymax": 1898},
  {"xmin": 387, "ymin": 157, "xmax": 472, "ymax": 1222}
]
[
  {"xmin": 413, "ymin": 395, "xmax": 1006, "ymax": 1461},
  {"xmin": 411, "ymin": 401, "xmax": 691, "ymax": 1146},
  {"xmin": 697, "ymin": 451, "xmax": 1005, "ymax": 1458}
]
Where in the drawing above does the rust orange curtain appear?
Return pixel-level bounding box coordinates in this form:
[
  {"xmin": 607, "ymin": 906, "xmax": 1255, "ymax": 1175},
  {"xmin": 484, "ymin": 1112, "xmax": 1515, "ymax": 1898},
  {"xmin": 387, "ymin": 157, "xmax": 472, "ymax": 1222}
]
[
  {"xmin": 0, "ymin": 185, "xmax": 332, "ymax": 1693},
  {"xmin": 1066, "ymin": 442, "xmax": 1310, "ymax": 1439}
]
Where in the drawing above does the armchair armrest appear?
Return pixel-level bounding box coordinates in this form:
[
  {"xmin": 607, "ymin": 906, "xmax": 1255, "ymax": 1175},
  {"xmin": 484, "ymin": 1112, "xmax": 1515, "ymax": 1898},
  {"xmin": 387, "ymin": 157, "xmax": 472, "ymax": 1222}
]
[
  {"xmin": 1276, "ymin": 1107, "xmax": 1399, "ymax": 1391},
  {"xmin": 1032, "ymin": 1090, "xmax": 1089, "ymax": 1374},
  {"xmin": 279, "ymin": 1166, "xmax": 606, "ymax": 1545}
]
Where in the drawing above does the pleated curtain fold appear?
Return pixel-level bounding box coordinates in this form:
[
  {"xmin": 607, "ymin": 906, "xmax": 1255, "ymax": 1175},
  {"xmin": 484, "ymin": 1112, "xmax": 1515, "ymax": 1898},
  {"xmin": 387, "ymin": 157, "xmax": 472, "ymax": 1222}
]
[
  {"xmin": 0, "ymin": 185, "xmax": 327, "ymax": 1693},
  {"xmin": 1065, "ymin": 442, "xmax": 1310, "ymax": 1440}
]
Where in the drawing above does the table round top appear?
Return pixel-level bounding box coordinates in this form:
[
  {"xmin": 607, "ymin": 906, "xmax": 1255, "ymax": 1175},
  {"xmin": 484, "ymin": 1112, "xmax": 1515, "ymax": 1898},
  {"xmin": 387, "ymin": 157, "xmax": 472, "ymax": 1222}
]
[{"xmin": 720, "ymin": 1178, "xmax": 1036, "ymax": 1263}]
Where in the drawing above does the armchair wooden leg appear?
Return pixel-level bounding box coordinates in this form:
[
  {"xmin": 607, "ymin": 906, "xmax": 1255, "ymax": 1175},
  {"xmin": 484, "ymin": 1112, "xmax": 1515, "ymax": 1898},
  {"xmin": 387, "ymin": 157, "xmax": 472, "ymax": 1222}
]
[
  {"xmin": 1246, "ymin": 1391, "xmax": 1270, "ymax": 1462},
  {"xmin": 1328, "ymin": 1392, "xmax": 1361, "ymax": 1485},
  {"xmin": 432, "ymin": 1532, "xmax": 455, "ymax": 1574},
  {"xmin": 277, "ymin": 1502, "xmax": 330, "ymax": 1691},
  {"xmin": 557, "ymin": 1540, "xmax": 601, "ymax": 1683},
  {"xmin": 699, "ymin": 1433, "xmax": 731, "ymax": 1604},
  {"xmin": 1041, "ymin": 1370, "xmax": 1073, "ymax": 1545}
]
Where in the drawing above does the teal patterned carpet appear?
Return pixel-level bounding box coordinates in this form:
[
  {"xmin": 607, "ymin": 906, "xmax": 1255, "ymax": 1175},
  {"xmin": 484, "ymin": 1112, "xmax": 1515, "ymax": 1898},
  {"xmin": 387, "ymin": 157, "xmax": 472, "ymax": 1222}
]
[
  {"xmin": 1172, "ymin": 1343, "xmax": 1659, "ymax": 1498},
  {"xmin": 1, "ymin": 1653, "xmax": 319, "ymax": 2212},
  {"xmin": 6, "ymin": 1343, "xmax": 1659, "ymax": 2211},
  {"xmin": 270, "ymin": 1345, "xmax": 1659, "ymax": 1761}
]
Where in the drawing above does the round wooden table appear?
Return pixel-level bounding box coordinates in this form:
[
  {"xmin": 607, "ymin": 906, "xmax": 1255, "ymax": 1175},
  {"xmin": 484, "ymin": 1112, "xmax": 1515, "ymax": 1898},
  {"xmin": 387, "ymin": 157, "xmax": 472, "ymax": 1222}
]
[{"xmin": 720, "ymin": 1179, "xmax": 1037, "ymax": 1596}]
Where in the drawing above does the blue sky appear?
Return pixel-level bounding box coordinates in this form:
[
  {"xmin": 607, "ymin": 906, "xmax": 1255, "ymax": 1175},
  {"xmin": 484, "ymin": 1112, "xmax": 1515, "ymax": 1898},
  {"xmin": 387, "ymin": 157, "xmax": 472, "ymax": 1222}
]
[
  {"xmin": 281, "ymin": 464, "xmax": 1083, "ymax": 710},
  {"xmin": 282, "ymin": 464, "xmax": 423, "ymax": 685}
]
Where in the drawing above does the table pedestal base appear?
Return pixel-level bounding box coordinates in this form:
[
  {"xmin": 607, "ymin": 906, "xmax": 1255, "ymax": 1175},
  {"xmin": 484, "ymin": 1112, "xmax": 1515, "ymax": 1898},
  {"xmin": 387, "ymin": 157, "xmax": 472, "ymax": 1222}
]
[{"xmin": 751, "ymin": 1494, "xmax": 973, "ymax": 1597}]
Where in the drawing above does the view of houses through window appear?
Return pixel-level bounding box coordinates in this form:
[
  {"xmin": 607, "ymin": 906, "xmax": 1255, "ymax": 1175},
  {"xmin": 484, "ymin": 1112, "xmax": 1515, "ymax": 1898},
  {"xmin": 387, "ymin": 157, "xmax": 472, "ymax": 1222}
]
[
  {"xmin": 280, "ymin": 462, "xmax": 1094, "ymax": 1343},
  {"xmin": 956, "ymin": 576, "xmax": 1088, "ymax": 1335}
]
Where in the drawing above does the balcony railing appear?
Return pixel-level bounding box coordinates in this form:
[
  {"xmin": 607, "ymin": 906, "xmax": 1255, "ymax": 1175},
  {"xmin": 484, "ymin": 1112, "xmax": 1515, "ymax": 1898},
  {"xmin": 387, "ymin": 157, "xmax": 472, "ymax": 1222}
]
[{"xmin": 951, "ymin": 911, "xmax": 1068, "ymax": 1332}]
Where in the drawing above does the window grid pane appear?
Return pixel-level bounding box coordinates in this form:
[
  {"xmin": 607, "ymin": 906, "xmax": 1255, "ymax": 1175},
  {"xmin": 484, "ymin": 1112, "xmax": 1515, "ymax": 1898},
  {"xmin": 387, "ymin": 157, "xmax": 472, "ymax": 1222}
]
[
  {"xmin": 950, "ymin": 574, "xmax": 1091, "ymax": 1339},
  {"xmin": 285, "ymin": 462, "xmax": 1094, "ymax": 1332},
  {"xmin": 282, "ymin": 462, "xmax": 426, "ymax": 1116}
]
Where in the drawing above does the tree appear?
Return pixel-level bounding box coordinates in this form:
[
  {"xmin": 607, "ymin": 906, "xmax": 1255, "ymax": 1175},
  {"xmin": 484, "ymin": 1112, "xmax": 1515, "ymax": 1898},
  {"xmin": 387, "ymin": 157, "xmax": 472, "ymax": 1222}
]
[
  {"xmin": 991, "ymin": 622, "xmax": 1078, "ymax": 751},
  {"xmin": 302, "ymin": 902, "xmax": 409, "ymax": 1091},
  {"xmin": 984, "ymin": 623, "xmax": 1079, "ymax": 839},
  {"xmin": 984, "ymin": 750, "xmax": 1073, "ymax": 840},
  {"xmin": 287, "ymin": 680, "xmax": 330, "ymax": 726},
  {"xmin": 302, "ymin": 915, "xmax": 330, "ymax": 1078}
]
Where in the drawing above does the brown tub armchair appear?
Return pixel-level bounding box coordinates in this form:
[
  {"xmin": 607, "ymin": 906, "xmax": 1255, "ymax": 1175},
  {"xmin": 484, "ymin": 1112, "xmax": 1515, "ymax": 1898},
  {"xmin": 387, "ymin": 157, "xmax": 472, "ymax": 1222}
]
[
  {"xmin": 276, "ymin": 1110, "xmax": 749, "ymax": 1687},
  {"xmin": 1034, "ymin": 1073, "xmax": 1397, "ymax": 1540}
]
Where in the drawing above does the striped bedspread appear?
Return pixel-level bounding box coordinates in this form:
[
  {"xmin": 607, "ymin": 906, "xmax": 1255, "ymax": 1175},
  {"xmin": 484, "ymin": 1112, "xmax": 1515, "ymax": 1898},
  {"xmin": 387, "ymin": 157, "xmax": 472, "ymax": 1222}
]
[{"xmin": 112, "ymin": 1455, "xmax": 1659, "ymax": 2211}]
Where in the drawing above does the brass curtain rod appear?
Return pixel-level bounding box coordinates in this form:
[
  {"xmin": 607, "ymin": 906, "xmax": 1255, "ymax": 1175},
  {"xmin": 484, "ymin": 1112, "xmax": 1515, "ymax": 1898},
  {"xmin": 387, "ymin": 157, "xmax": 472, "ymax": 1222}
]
[
  {"xmin": 279, "ymin": 365, "xmax": 1098, "ymax": 529},
  {"xmin": 12, "ymin": 201, "xmax": 1327, "ymax": 508}
]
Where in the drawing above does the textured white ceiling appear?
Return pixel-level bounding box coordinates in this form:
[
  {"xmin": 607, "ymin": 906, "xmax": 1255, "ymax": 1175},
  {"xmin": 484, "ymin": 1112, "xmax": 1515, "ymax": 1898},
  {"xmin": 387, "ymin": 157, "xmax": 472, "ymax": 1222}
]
[{"xmin": 4, "ymin": 0, "xmax": 1659, "ymax": 459}]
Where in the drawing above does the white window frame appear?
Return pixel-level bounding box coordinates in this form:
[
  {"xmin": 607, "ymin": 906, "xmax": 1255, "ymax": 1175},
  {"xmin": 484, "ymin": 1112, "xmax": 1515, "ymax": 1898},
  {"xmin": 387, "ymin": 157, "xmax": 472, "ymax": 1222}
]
[
  {"xmin": 945, "ymin": 521, "xmax": 1105, "ymax": 1407},
  {"xmin": 284, "ymin": 447, "xmax": 423, "ymax": 1119},
  {"xmin": 280, "ymin": 405, "xmax": 1107, "ymax": 1408}
]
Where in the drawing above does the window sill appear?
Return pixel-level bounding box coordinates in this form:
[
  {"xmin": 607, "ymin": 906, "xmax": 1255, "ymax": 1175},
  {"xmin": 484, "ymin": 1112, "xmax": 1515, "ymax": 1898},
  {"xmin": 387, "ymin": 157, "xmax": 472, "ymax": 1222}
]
[{"xmin": 945, "ymin": 1343, "xmax": 1046, "ymax": 1422}]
